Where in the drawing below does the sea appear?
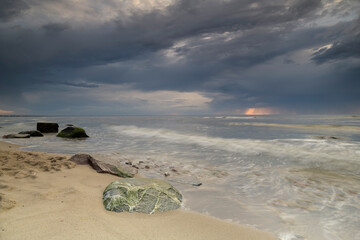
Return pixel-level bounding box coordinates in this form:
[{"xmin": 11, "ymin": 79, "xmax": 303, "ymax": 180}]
[{"xmin": 1, "ymin": 115, "xmax": 359, "ymax": 240}]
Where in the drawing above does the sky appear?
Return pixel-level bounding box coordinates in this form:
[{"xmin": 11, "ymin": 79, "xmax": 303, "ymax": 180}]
[{"xmin": 0, "ymin": 0, "xmax": 359, "ymax": 115}]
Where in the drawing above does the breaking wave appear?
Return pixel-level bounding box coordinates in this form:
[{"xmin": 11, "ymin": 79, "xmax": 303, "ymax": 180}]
[{"xmin": 109, "ymin": 125, "xmax": 360, "ymax": 170}]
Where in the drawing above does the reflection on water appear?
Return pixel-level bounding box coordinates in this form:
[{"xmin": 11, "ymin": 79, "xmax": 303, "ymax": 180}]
[{"xmin": 0, "ymin": 115, "xmax": 360, "ymax": 240}]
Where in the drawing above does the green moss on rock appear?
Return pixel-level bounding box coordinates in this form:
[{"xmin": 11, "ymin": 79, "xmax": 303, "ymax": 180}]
[
  {"xmin": 103, "ymin": 178, "xmax": 182, "ymax": 214},
  {"xmin": 57, "ymin": 127, "xmax": 89, "ymax": 138}
]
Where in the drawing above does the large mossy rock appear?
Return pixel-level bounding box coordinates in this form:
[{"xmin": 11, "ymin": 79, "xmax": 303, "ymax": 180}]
[
  {"xmin": 57, "ymin": 127, "xmax": 89, "ymax": 138},
  {"xmin": 103, "ymin": 178, "xmax": 182, "ymax": 214},
  {"xmin": 37, "ymin": 122, "xmax": 59, "ymax": 133}
]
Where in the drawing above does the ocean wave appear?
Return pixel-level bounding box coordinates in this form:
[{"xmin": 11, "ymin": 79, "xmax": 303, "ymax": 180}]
[
  {"xmin": 228, "ymin": 122, "xmax": 360, "ymax": 132},
  {"xmin": 109, "ymin": 125, "xmax": 360, "ymax": 168}
]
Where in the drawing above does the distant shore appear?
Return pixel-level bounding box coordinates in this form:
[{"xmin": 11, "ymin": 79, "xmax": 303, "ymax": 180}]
[{"xmin": 0, "ymin": 140, "xmax": 276, "ymax": 240}]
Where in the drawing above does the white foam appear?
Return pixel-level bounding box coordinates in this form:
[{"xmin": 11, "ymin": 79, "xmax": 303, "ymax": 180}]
[
  {"xmin": 109, "ymin": 125, "xmax": 360, "ymax": 167},
  {"xmin": 278, "ymin": 232, "xmax": 304, "ymax": 240}
]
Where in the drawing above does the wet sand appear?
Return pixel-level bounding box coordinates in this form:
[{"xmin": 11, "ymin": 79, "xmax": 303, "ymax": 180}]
[{"xmin": 0, "ymin": 141, "xmax": 277, "ymax": 240}]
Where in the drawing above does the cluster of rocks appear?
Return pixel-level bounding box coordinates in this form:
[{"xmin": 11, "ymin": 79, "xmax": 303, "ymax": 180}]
[
  {"xmin": 68, "ymin": 153, "xmax": 183, "ymax": 214},
  {"xmin": 2, "ymin": 122, "xmax": 89, "ymax": 139},
  {"xmin": 2, "ymin": 121, "xmax": 185, "ymax": 214}
]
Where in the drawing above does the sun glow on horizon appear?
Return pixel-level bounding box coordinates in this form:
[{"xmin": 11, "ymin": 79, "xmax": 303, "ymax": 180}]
[
  {"xmin": 0, "ymin": 109, "xmax": 14, "ymax": 115},
  {"xmin": 243, "ymin": 108, "xmax": 278, "ymax": 115}
]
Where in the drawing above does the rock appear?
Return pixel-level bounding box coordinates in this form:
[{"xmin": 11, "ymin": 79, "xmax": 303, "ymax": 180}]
[
  {"xmin": 132, "ymin": 165, "xmax": 139, "ymax": 169},
  {"xmin": 57, "ymin": 127, "xmax": 89, "ymax": 138},
  {"xmin": 18, "ymin": 130, "xmax": 44, "ymax": 137},
  {"xmin": 68, "ymin": 154, "xmax": 93, "ymax": 165},
  {"xmin": 164, "ymin": 172, "xmax": 170, "ymax": 177},
  {"xmin": 168, "ymin": 179, "xmax": 202, "ymax": 187},
  {"xmin": 91, "ymin": 159, "xmax": 137, "ymax": 178},
  {"xmin": 103, "ymin": 178, "xmax": 182, "ymax": 214},
  {"xmin": 2, "ymin": 134, "xmax": 30, "ymax": 139},
  {"xmin": 191, "ymin": 182, "xmax": 202, "ymax": 187},
  {"xmin": 37, "ymin": 122, "xmax": 59, "ymax": 133},
  {"xmin": 69, "ymin": 154, "xmax": 137, "ymax": 178},
  {"xmin": 66, "ymin": 124, "xmax": 74, "ymax": 126},
  {"xmin": 313, "ymin": 135, "xmax": 341, "ymax": 140}
]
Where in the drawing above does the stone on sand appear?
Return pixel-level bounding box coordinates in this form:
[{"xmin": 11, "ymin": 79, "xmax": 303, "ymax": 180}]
[
  {"xmin": 103, "ymin": 178, "xmax": 182, "ymax": 214},
  {"xmin": 69, "ymin": 154, "xmax": 137, "ymax": 178}
]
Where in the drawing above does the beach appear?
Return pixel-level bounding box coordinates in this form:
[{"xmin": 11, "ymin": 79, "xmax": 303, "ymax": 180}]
[{"xmin": 0, "ymin": 140, "xmax": 277, "ymax": 240}]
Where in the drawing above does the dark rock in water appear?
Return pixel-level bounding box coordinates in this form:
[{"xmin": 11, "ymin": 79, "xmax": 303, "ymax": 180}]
[
  {"xmin": 313, "ymin": 135, "xmax": 340, "ymax": 140},
  {"xmin": 103, "ymin": 178, "xmax": 182, "ymax": 214},
  {"xmin": 168, "ymin": 179, "xmax": 202, "ymax": 187},
  {"xmin": 57, "ymin": 127, "xmax": 89, "ymax": 138},
  {"xmin": 18, "ymin": 130, "xmax": 44, "ymax": 137},
  {"xmin": 66, "ymin": 124, "xmax": 74, "ymax": 126},
  {"xmin": 68, "ymin": 154, "xmax": 137, "ymax": 178},
  {"xmin": 37, "ymin": 122, "xmax": 59, "ymax": 133},
  {"xmin": 191, "ymin": 182, "xmax": 202, "ymax": 187},
  {"xmin": 2, "ymin": 134, "xmax": 30, "ymax": 138}
]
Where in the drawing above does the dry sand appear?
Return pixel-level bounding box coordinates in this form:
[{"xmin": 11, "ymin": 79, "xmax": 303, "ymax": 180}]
[{"xmin": 0, "ymin": 141, "xmax": 277, "ymax": 240}]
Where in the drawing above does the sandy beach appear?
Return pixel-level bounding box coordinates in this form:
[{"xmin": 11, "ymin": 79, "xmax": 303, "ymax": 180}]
[{"xmin": 0, "ymin": 140, "xmax": 277, "ymax": 240}]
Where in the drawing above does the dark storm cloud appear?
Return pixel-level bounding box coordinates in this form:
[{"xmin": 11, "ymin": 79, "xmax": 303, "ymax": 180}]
[
  {"xmin": 312, "ymin": 37, "xmax": 360, "ymax": 63},
  {"xmin": 42, "ymin": 22, "xmax": 70, "ymax": 36},
  {"xmin": 312, "ymin": 17, "xmax": 360, "ymax": 63},
  {"xmin": 0, "ymin": 0, "xmax": 29, "ymax": 21},
  {"xmin": 0, "ymin": 0, "xmax": 324, "ymax": 71},
  {"xmin": 1, "ymin": 0, "xmax": 360, "ymax": 114}
]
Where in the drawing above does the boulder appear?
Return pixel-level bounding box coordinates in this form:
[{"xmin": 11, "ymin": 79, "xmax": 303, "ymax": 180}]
[
  {"xmin": 2, "ymin": 134, "xmax": 30, "ymax": 138},
  {"xmin": 57, "ymin": 127, "xmax": 89, "ymax": 138},
  {"xmin": 37, "ymin": 122, "xmax": 59, "ymax": 133},
  {"xmin": 69, "ymin": 154, "xmax": 137, "ymax": 178},
  {"xmin": 18, "ymin": 130, "xmax": 44, "ymax": 137},
  {"xmin": 103, "ymin": 178, "xmax": 182, "ymax": 214}
]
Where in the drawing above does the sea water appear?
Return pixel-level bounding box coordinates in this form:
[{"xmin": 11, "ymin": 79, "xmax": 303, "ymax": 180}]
[{"xmin": 1, "ymin": 115, "xmax": 359, "ymax": 240}]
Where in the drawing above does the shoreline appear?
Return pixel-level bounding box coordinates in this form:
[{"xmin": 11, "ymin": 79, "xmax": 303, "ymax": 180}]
[{"xmin": 0, "ymin": 140, "xmax": 277, "ymax": 240}]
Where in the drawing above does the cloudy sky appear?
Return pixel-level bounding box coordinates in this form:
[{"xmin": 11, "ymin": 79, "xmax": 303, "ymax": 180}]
[{"xmin": 0, "ymin": 0, "xmax": 359, "ymax": 115}]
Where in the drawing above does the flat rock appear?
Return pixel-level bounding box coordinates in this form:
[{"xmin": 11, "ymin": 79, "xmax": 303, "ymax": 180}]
[
  {"xmin": 103, "ymin": 178, "xmax": 182, "ymax": 214},
  {"xmin": 69, "ymin": 154, "xmax": 137, "ymax": 178},
  {"xmin": 2, "ymin": 134, "xmax": 30, "ymax": 138},
  {"xmin": 57, "ymin": 127, "xmax": 89, "ymax": 138},
  {"xmin": 18, "ymin": 130, "xmax": 44, "ymax": 137}
]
